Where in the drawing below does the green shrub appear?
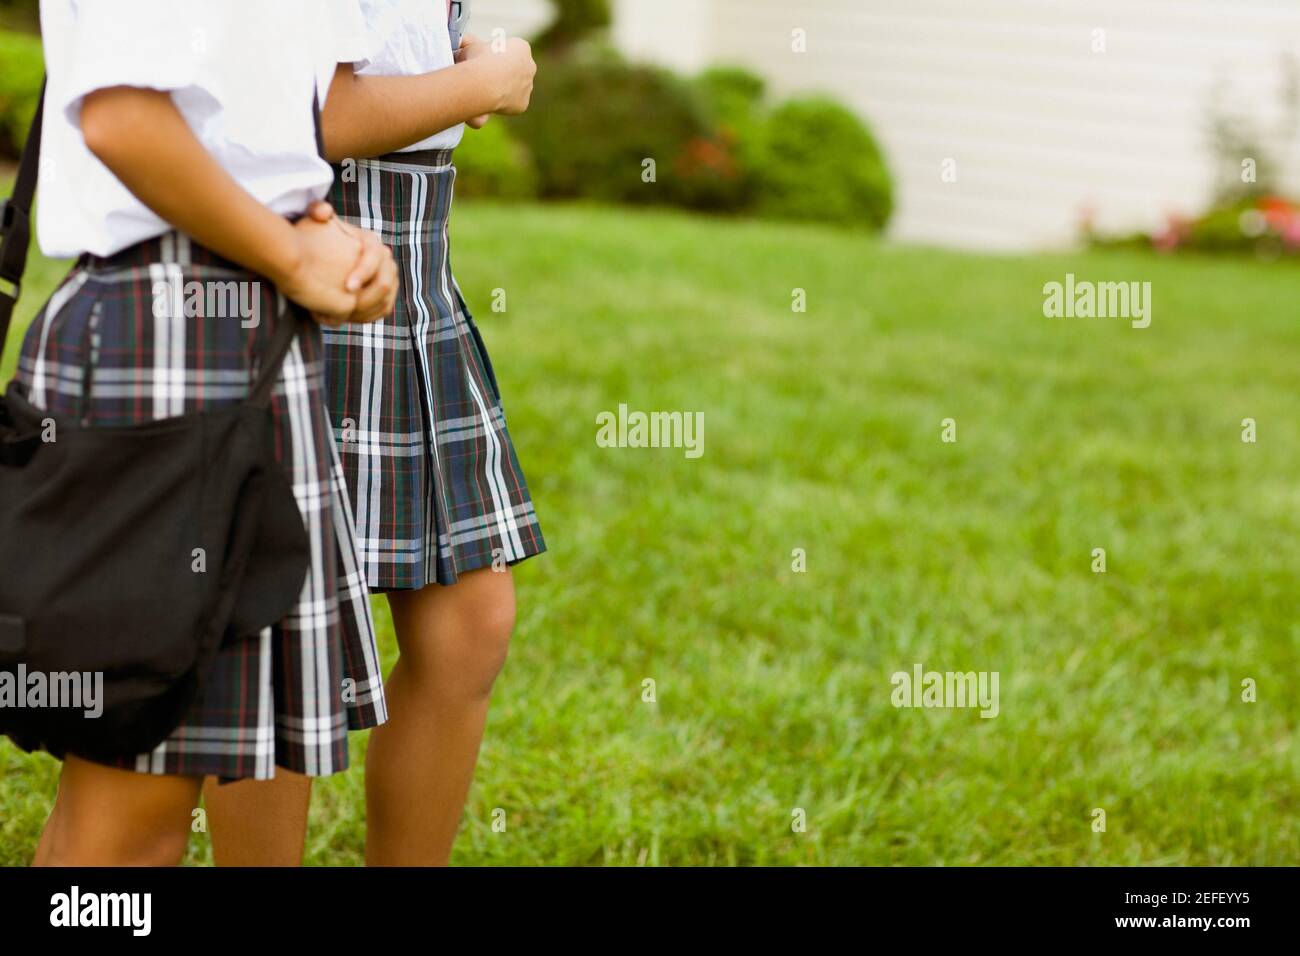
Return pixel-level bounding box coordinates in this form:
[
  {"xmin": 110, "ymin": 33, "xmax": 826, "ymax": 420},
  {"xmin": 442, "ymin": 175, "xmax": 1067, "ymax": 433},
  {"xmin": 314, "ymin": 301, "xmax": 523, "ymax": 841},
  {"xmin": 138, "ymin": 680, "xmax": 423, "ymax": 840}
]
[
  {"xmin": 753, "ymin": 96, "xmax": 894, "ymax": 231},
  {"xmin": 0, "ymin": 28, "xmax": 43, "ymax": 159},
  {"xmin": 532, "ymin": 0, "xmax": 611, "ymax": 56},
  {"xmin": 509, "ymin": 52, "xmax": 745, "ymax": 210},
  {"xmin": 691, "ymin": 66, "xmax": 769, "ymax": 209},
  {"xmin": 1183, "ymin": 201, "xmax": 1255, "ymax": 254},
  {"xmin": 694, "ymin": 66, "xmax": 766, "ymax": 130},
  {"xmin": 0, "ymin": 1, "xmax": 40, "ymax": 33},
  {"xmin": 1088, "ymin": 196, "xmax": 1300, "ymax": 259},
  {"xmin": 454, "ymin": 119, "xmax": 538, "ymax": 201},
  {"xmin": 486, "ymin": 51, "xmax": 895, "ymax": 228},
  {"xmin": 1179, "ymin": 197, "xmax": 1298, "ymax": 257}
]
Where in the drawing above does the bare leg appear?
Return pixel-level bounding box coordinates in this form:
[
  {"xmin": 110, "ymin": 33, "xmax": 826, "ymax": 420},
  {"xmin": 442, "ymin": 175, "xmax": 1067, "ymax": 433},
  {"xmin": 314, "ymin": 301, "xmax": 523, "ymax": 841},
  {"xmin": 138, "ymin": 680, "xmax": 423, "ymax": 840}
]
[
  {"xmin": 366, "ymin": 567, "xmax": 516, "ymax": 866},
  {"xmin": 195, "ymin": 566, "xmax": 515, "ymax": 866},
  {"xmin": 203, "ymin": 771, "xmax": 313, "ymax": 866},
  {"xmin": 36, "ymin": 755, "xmax": 202, "ymax": 867}
]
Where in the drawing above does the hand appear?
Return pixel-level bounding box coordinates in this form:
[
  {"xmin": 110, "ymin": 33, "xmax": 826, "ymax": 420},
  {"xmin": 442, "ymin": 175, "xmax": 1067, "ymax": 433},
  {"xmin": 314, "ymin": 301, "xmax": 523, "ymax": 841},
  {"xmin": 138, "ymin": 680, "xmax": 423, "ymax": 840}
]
[
  {"xmin": 274, "ymin": 212, "xmax": 360, "ymax": 325},
  {"xmin": 455, "ymin": 33, "xmax": 490, "ymax": 63},
  {"xmin": 462, "ymin": 35, "xmax": 536, "ymax": 116},
  {"xmin": 304, "ymin": 201, "xmax": 398, "ymax": 324},
  {"xmin": 457, "ymin": 36, "xmax": 496, "ymax": 127}
]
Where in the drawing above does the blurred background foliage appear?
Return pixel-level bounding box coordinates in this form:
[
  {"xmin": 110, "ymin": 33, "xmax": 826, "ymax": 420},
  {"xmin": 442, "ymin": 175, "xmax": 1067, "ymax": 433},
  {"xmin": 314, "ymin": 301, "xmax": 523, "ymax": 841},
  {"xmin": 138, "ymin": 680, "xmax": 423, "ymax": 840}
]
[
  {"xmin": 469, "ymin": 1, "xmax": 896, "ymax": 231},
  {"xmin": 0, "ymin": 0, "xmax": 36, "ymax": 30},
  {"xmin": 531, "ymin": 0, "xmax": 611, "ymax": 56},
  {"xmin": 0, "ymin": 22, "xmax": 40, "ymax": 158}
]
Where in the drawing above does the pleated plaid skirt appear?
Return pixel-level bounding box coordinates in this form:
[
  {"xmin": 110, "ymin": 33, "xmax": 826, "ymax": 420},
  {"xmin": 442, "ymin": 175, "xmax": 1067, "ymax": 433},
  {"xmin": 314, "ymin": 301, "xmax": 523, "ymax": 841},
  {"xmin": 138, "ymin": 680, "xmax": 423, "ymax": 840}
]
[
  {"xmin": 12, "ymin": 232, "xmax": 387, "ymax": 781},
  {"xmin": 322, "ymin": 150, "xmax": 545, "ymax": 590}
]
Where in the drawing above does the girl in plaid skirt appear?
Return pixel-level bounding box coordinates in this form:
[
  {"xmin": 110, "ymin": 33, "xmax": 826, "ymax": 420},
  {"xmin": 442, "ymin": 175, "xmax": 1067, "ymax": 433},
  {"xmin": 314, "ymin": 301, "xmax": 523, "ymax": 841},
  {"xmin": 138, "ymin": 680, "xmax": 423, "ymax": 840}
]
[
  {"xmin": 203, "ymin": 0, "xmax": 546, "ymax": 865},
  {"xmin": 20, "ymin": 0, "xmax": 398, "ymax": 865}
]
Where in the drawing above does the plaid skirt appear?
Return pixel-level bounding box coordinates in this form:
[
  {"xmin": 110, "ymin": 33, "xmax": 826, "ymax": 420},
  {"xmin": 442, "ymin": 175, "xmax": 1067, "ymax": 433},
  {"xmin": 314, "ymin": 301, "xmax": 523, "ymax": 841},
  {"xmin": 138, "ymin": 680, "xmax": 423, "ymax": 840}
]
[
  {"xmin": 12, "ymin": 232, "xmax": 387, "ymax": 780},
  {"xmin": 322, "ymin": 150, "xmax": 545, "ymax": 589}
]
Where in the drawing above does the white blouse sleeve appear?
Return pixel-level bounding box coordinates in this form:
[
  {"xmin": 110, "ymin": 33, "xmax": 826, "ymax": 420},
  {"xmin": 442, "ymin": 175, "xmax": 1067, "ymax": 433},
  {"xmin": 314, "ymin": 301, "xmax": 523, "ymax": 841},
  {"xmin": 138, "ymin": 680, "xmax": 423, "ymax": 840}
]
[
  {"xmin": 330, "ymin": 0, "xmax": 374, "ymax": 71},
  {"xmin": 57, "ymin": 0, "xmax": 212, "ymax": 124}
]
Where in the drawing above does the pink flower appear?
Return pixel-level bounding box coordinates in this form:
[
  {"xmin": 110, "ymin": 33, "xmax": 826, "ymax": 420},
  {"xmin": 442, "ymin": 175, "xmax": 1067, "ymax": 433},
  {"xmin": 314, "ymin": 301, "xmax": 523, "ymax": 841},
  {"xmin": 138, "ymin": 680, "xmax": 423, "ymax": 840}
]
[
  {"xmin": 1259, "ymin": 195, "xmax": 1299, "ymax": 233},
  {"xmin": 1282, "ymin": 219, "xmax": 1300, "ymax": 250},
  {"xmin": 1152, "ymin": 212, "xmax": 1189, "ymax": 252}
]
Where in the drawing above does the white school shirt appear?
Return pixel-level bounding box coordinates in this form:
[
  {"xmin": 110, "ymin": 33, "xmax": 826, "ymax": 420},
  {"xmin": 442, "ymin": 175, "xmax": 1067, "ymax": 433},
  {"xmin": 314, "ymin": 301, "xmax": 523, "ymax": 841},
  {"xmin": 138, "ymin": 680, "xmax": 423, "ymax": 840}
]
[
  {"xmin": 36, "ymin": 0, "xmax": 373, "ymax": 259},
  {"xmin": 354, "ymin": 0, "xmax": 465, "ymax": 152}
]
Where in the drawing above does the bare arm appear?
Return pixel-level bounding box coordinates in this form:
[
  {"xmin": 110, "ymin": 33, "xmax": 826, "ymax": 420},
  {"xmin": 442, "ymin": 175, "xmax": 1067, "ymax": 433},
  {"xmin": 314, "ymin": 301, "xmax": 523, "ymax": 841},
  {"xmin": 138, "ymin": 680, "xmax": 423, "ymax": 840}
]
[
  {"xmin": 81, "ymin": 87, "xmax": 305, "ymax": 287},
  {"xmin": 80, "ymin": 86, "xmax": 395, "ymax": 323},
  {"xmin": 321, "ymin": 37, "xmax": 536, "ymax": 162}
]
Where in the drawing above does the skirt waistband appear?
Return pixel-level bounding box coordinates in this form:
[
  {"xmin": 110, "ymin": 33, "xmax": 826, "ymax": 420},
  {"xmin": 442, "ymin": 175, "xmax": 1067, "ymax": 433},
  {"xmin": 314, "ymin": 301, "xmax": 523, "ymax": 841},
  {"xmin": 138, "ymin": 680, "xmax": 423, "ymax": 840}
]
[
  {"xmin": 373, "ymin": 148, "xmax": 455, "ymax": 168},
  {"xmin": 82, "ymin": 149, "xmax": 454, "ymax": 274},
  {"xmin": 79, "ymin": 230, "xmax": 255, "ymax": 275}
]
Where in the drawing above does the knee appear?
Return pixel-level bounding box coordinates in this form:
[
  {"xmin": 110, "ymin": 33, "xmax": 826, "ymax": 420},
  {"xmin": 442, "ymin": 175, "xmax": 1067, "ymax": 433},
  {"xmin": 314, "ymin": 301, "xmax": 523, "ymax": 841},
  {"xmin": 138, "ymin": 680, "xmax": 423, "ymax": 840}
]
[
  {"xmin": 393, "ymin": 570, "xmax": 518, "ymax": 699},
  {"xmin": 460, "ymin": 586, "xmax": 516, "ymax": 696},
  {"xmin": 43, "ymin": 820, "xmax": 190, "ymax": 867}
]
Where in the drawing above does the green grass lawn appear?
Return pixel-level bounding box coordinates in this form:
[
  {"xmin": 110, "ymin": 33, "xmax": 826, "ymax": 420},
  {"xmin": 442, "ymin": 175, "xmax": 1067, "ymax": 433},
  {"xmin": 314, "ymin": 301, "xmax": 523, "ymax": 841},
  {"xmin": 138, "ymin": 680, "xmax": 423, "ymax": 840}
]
[{"xmin": 1, "ymin": 198, "xmax": 1297, "ymax": 865}]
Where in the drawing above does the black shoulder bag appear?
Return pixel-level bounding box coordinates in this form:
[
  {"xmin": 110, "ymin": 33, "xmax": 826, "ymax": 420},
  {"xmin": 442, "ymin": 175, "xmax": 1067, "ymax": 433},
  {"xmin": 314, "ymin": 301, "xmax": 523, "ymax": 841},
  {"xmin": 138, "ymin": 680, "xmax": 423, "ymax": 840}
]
[{"xmin": 0, "ymin": 84, "xmax": 311, "ymax": 762}]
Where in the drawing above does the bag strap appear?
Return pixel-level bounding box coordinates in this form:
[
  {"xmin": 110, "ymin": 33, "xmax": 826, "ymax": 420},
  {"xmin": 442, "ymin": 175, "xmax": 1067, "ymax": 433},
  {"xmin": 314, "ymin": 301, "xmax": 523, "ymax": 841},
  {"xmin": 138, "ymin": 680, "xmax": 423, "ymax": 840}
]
[
  {"xmin": 248, "ymin": 293, "xmax": 302, "ymax": 409},
  {"xmin": 0, "ymin": 78, "xmax": 45, "ymax": 350}
]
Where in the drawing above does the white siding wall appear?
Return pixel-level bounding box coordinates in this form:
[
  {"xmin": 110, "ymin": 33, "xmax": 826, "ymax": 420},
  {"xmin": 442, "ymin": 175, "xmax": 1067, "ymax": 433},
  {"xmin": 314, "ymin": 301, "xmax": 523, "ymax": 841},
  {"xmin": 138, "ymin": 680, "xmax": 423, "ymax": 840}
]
[{"xmin": 473, "ymin": 0, "xmax": 1300, "ymax": 250}]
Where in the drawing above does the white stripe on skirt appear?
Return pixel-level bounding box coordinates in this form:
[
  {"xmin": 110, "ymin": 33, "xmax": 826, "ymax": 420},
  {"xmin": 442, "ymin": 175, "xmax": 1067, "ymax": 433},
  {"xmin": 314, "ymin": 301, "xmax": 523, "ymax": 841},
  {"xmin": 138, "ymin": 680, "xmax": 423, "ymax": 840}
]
[
  {"xmin": 356, "ymin": 161, "xmax": 386, "ymax": 586},
  {"xmin": 29, "ymin": 272, "xmax": 89, "ymax": 408},
  {"xmin": 406, "ymin": 166, "xmax": 444, "ymax": 574}
]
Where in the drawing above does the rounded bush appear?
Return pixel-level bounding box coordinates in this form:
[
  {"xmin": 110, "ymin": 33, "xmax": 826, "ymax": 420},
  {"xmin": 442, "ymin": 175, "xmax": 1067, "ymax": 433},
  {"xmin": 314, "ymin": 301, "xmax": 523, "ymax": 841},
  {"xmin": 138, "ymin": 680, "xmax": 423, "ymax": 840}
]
[
  {"xmin": 509, "ymin": 53, "xmax": 744, "ymax": 210},
  {"xmin": 695, "ymin": 66, "xmax": 766, "ymax": 129},
  {"xmin": 754, "ymin": 96, "xmax": 894, "ymax": 231}
]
